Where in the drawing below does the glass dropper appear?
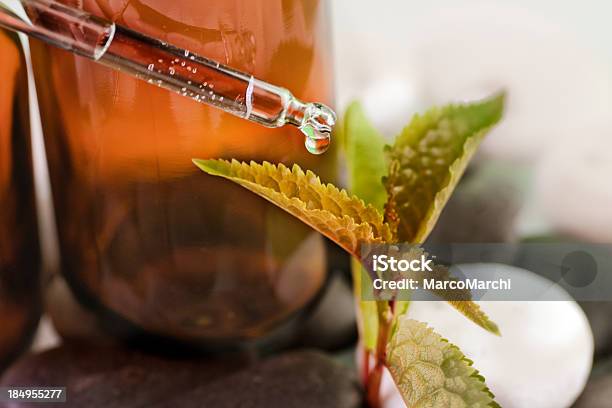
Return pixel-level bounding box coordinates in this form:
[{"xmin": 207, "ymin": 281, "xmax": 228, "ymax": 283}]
[{"xmin": 0, "ymin": 0, "xmax": 336, "ymax": 154}]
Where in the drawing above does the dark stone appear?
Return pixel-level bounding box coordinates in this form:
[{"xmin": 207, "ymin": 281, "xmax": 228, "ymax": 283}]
[
  {"xmin": 427, "ymin": 162, "xmax": 523, "ymax": 245},
  {"xmin": 0, "ymin": 345, "xmax": 361, "ymax": 408},
  {"xmin": 0, "ymin": 342, "xmax": 246, "ymax": 408},
  {"xmin": 298, "ymin": 273, "xmax": 357, "ymax": 351},
  {"xmin": 573, "ymin": 376, "xmax": 612, "ymax": 408},
  {"xmin": 573, "ymin": 364, "xmax": 612, "ymax": 408},
  {"xmin": 155, "ymin": 350, "xmax": 362, "ymax": 408},
  {"xmin": 578, "ymin": 302, "xmax": 612, "ymax": 357}
]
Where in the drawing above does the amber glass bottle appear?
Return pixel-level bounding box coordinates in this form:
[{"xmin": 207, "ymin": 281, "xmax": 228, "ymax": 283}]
[
  {"xmin": 32, "ymin": 0, "xmax": 335, "ymax": 344},
  {"xmin": 0, "ymin": 30, "xmax": 41, "ymax": 370}
]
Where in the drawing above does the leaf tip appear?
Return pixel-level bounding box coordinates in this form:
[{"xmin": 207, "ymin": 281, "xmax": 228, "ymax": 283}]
[
  {"xmin": 481, "ymin": 89, "xmax": 506, "ymax": 124},
  {"xmin": 192, "ymin": 158, "xmax": 210, "ymax": 171},
  {"xmin": 192, "ymin": 158, "xmax": 227, "ymax": 177},
  {"xmin": 490, "ymin": 322, "xmax": 502, "ymax": 337},
  {"xmin": 481, "ymin": 317, "xmax": 501, "ymax": 336}
]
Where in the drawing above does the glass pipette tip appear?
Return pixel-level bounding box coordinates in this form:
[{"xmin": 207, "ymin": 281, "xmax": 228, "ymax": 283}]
[{"xmin": 0, "ymin": 0, "xmax": 336, "ymax": 154}]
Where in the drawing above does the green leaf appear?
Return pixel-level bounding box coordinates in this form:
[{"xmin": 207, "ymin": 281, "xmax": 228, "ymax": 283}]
[
  {"xmin": 351, "ymin": 258, "xmax": 379, "ymax": 351},
  {"xmin": 193, "ymin": 159, "xmax": 393, "ymax": 257},
  {"xmin": 445, "ymin": 300, "xmax": 499, "ymax": 336},
  {"xmin": 344, "ymin": 102, "xmax": 388, "ymax": 210},
  {"xmin": 387, "ymin": 317, "xmax": 500, "ymax": 408},
  {"xmin": 424, "ymin": 265, "xmax": 500, "ymax": 335},
  {"xmin": 356, "ymin": 249, "xmax": 499, "ymax": 351},
  {"xmin": 344, "ymin": 103, "xmax": 389, "ymax": 352},
  {"xmin": 364, "ymin": 245, "xmax": 499, "ymax": 336},
  {"xmin": 384, "ymin": 92, "xmax": 505, "ymax": 243}
]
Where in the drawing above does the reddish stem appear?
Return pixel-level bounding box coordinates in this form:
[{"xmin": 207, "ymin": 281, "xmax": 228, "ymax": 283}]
[
  {"xmin": 365, "ymin": 302, "xmax": 393, "ymax": 408},
  {"xmin": 362, "ymin": 348, "xmax": 371, "ymax": 386},
  {"xmin": 366, "ymin": 363, "xmax": 384, "ymax": 408}
]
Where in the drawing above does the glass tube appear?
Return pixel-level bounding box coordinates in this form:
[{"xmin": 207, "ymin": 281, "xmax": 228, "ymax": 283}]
[{"xmin": 0, "ymin": 0, "xmax": 336, "ymax": 153}]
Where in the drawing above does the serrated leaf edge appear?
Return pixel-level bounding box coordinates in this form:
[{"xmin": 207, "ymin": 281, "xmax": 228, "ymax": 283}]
[
  {"xmin": 194, "ymin": 159, "xmax": 393, "ymax": 256},
  {"xmin": 386, "ymin": 317, "xmax": 500, "ymax": 408}
]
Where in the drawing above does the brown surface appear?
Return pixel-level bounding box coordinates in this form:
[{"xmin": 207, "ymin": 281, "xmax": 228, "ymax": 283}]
[
  {"xmin": 0, "ymin": 345, "xmax": 362, "ymax": 408},
  {"xmin": 156, "ymin": 350, "xmax": 362, "ymax": 408},
  {"xmin": 0, "ymin": 342, "xmax": 247, "ymax": 408}
]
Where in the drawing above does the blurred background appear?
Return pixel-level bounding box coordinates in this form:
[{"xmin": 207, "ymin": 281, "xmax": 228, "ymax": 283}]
[
  {"xmin": 1, "ymin": 0, "xmax": 612, "ymax": 407},
  {"xmin": 332, "ymin": 0, "xmax": 612, "ymax": 406},
  {"xmin": 333, "ymin": 0, "xmax": 612, "ymax": 407}
]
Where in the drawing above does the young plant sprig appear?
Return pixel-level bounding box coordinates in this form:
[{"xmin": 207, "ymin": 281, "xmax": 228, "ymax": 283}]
[{"xmin": 194, "ymin": 92, "xmax": 505, "ymax": 408}]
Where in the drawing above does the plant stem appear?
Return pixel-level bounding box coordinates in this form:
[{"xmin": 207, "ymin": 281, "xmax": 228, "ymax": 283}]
[
  {"xmin": 366, "ymin": 362, "xmax": 383, "ymax": 408},
  {"xmin": 366, "ymin": 301, "xmax": 393, "ymax": 408},
  {"xmin": 362, "ymin": 348, "xmax": 371, "ymax": 386}
]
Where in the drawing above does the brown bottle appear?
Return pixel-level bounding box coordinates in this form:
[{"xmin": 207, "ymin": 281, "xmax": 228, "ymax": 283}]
[
  {"xmin": 31, "ymin": 0, "xmax": 336, "ymax": 345},
  {"xmin": 0, "ymin": 30, "xmax": 41, "ymax": 370}
]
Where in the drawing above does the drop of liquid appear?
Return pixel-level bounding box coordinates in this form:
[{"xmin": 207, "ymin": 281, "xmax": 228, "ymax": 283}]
[
  {"xmin": 304, "ymin": 132, "xmax": 331, "ymax": 155},
  {"xmin": 299, "ymin": 102, "xmax": 336, "ymax": 155}
]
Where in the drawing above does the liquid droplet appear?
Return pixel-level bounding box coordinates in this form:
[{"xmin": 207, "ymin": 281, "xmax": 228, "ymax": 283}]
[
  {"xmin": 304, "ymin": 132, "xmax": 331, "ymax": 155},
  {"xmin": 299, "ymin": 102, "xmax": 335, "ymax": 155}
]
